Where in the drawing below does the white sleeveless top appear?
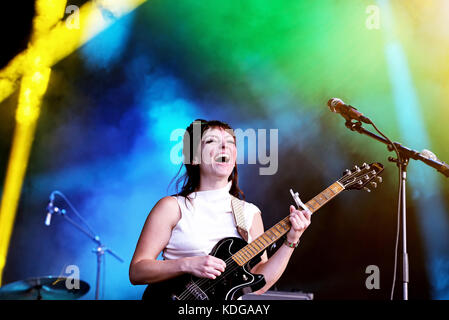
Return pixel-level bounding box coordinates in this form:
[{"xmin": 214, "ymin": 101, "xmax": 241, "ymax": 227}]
[{"xmin": 162, "ymin": 182, "xmax": 261, "ymax": 260}]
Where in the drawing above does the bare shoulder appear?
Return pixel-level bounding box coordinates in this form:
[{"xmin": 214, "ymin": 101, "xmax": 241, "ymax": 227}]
[
  {"xmin": 154, "ymin": 196, "xmax": 179, "ymax": 211},
  {"xmin": 148, "ymin": 196, "xmax": 181, "ymax": 228}
]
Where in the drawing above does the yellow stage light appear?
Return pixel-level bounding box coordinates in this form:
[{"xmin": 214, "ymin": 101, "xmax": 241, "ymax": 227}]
[{"xmin": 0, "ymin": 0, "xmax": 147, "ymax": 104}]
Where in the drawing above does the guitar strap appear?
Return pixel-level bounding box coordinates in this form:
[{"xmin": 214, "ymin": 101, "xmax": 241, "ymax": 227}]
[{"xmin": 230, "ymin": 196, "xmax": 249, "ymax": 243}]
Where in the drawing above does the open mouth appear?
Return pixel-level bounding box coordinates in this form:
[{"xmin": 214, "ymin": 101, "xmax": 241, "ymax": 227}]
[{"xmin": 214, "ymin": 153, "xmax": 230, "ymax": 163}]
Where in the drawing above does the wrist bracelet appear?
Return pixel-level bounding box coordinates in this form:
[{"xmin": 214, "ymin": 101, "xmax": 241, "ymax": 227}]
[{"xmin": 283, "ymin": 238, "xmax": 300, "ymax": 249}]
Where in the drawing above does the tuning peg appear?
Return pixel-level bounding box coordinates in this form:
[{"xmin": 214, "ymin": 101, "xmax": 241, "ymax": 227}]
[
  {"xmin": 364, "ymin": 175, "xmax": 370, "ymax": 180},
  {"xmin": 376, "ymin": 176, "xmax": 383, "ymax": 183},
  {"xmin": 363, "ymin": 187, "xmax": 371, "ymax": 192},
  {"xmin": 362, "ymin": 163, "xmax": 370, "ymax": 169},
  {"xmin": 370, "ymin": 181, "xmax": 377, "ymax": 188},
  {"xmin": 353, "ymin": 165, "xmax": 360, "ymax": 172},
  {"xmin": 344, "ymin": 169, "xmax": 351, "ymax": 175}
]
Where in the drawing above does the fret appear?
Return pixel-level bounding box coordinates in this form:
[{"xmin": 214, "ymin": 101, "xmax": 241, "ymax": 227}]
[
  {"xmin": 253, "ymin": 240, "xmax": 262, "ymax": 250},
  {"xmin": 273, "ymin": 225, "xmax": 287, "ymax": 239},
  {"xmin": 321, "ymin": 189, "xmax": 330, "ymax": 200},
  {"xmin": 270, "ymin": 227, "xmax": 281, "ymax": 237},
  {"xmin": 232, "ymin": 254, "xmax": 244, "ymax": 266},
  {"xmin": 279, "ymin": 220, "xmax": 291, "ymax": 231},
  {"xmin": 326, "ymin": 186, "xmax": 336, "ymax": 196},
  {"xmin": 237, "ymin": 253, "xmax": 246, "ymax": 264},
  {"xmin": 259, "ymin": 236, "xmax": 269, "ymax": 246},
  {"xmin": 237, "ymin": 249, "xmax": 247, "ymax": 261},
  {"xmin": 247, "ymin": 245, "xmax": 257, "ymax": 255},
  {"xmin": 273, "ymin": 224, "xmax": 284, "ymax": 234},
  {"xmin": 331, "ymin": 182, "xmax": 344, "ymax": 194},
  {"xmin": 324, "ymin": 187, "xmax": 337, "ymax": 199},
  {"xmin": 314, "ymin": 194, "xmax": 325, "ymax": 205},
  {"xmin": 266, "ymin": 230, "xmax": 275, "ymax": 241},
  {"xmin": 309, "ymin": 199, "xmax": 320, "ymax": 209},
  {"xmin": 320, "ymin": 191, "xmax": 328, "ymax": 200},
  {"xmin": 251, "ymin": 244, "xmax": 262, "ymax": 255},
  {"xmin": 305, "ymin": 201, "xmax": 315, "ymax": 210},
  {"xmin": 276, "ymin": 222, "xmax": 287, "ymax": 232},
  {"xmin": 241, "ymin": 248, "xmax": 251, "ymax": 259}
]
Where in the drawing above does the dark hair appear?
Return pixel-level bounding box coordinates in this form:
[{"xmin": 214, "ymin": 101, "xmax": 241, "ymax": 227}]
[{"xmin": 170, "ymin": 119, "xmax": 245, "ymax": 200}]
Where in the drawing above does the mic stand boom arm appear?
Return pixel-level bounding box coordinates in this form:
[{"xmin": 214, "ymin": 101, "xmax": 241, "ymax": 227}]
[{"xmin": 345, "ymin": 120, "xmax": 449, "ymax": 178}]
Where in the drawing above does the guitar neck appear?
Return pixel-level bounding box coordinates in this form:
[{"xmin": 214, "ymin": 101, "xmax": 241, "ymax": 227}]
[{"xmin": 231, "ymin": 181, "xmax": 345, "ymax": 266}]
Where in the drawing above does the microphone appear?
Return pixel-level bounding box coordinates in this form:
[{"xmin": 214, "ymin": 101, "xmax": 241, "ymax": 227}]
[
  {"xmin": 45, "ymin": 194, "xmax": 55, "ymax": 226},
  {"xmin": 420, "ymin": 149, "xmax": 449, "ymax": 178},
  {"xmin": 327, "ymin": 98, "xmax": 372, "ymax": 124}
]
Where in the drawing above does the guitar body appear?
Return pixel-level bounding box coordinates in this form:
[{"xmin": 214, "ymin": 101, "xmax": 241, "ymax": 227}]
[{"xmin": 142, "ymin": 237, "xmax": 266, "ymax": 301}]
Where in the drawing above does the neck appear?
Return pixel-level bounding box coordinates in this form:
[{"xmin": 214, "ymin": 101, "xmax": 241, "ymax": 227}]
[{"xmin": 196, "ymin": 175, "xmax": 230, "ymax": 191}]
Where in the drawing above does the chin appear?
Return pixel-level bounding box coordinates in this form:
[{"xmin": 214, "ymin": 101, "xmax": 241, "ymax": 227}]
[{"xmin": 213, "ymin": 166, "xmax": 234, "ymax": 178}]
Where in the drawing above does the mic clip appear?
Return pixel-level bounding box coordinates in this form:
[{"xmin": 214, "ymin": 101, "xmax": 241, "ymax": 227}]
[{"xmin": 344, "ymin": 119, "xmax": 363, "ymax": 131}]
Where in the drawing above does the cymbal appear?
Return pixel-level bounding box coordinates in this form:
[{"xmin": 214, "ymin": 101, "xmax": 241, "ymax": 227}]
[{"xmin": 0, "ymin": 276, "xmax": 90, "ymax": 300}]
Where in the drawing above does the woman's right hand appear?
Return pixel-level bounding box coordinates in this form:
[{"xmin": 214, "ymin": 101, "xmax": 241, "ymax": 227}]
[{"xmin": 182, "ymin": 255, "xmax": 226, "ymax": 279}]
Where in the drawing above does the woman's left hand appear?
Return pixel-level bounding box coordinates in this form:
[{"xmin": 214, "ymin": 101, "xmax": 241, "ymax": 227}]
[{"xmin": 286, "ymin": 205, "xmax": 311, "ymax": 243}]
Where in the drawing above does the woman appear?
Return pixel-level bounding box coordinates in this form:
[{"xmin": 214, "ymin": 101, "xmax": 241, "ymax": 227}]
[{"xmin": 129, "ymin": 119, "xmax": 311, "ymax": 299}]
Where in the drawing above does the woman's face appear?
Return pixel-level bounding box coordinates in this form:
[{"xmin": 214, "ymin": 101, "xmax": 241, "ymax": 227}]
[{"xmin": 197, "ymin": 127, "xmax": 237, "ymax": 179}]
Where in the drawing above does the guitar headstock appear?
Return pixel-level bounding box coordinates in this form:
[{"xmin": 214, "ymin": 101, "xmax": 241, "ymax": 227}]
[{"xmin": 338, "ymin": 162, "xmax": 384, "ymax": 192}]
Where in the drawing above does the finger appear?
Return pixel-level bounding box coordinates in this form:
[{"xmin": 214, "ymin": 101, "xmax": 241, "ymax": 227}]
[
  {"xmin": 290, "ymin": 214, "xmax": 303, "ymax": 230},
  {"xmin": 204, "ymin": 272, "xmax": 217, "ymax": 280},
  {"xmin": 207, "ymin": 267, "xmax": 222, "ymax": 277},
  {"xmin": 218, "ymin": 258, "xmax": 227, "ymax": 269},
  {"xmin": 302, "ymin": 209, "xmax": 312, "ymax": 221},
  {"xmin": 208, "ymin": 256, "xmax": 225, "ymax": 265},
  {"xmin": 297, "ymin": 211, "xmax": 310, "ymax": 225},
  {"xmin": 210, "ymin": 257, "xmax": 226, "ymax": 271},
  {"xmin": 290, "ymin": 210, "xmax": 301, "ymax": 219},
  {"xmin": 213, "ymin": 262, "xmax": 225, "ymax": 272},
  {"xmin": 294, "ymin": 214, "xmax": 306, "ymax": 230}
]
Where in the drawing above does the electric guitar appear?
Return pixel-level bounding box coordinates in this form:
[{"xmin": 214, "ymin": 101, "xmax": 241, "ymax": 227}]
[{"xmin": 142, "ymin": 162, "xmax": 384, "ymax": 300}]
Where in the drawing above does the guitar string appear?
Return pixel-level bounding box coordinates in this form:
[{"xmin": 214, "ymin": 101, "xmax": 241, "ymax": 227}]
[
  {"xmin": 178, "ymin": 221, "xmax": 294, "ymax": 298},
  {"xmin": 178, "ymin": 222, "xmax": 294, "ymax": 299},
  {"xmin": 177, "ymin": 232, "xmax": 285, "ymax": 299},
  {"xmin": 178, "ymin": 168, "xmax": 375, "ymax": 299},
  {"xmin": 179, "ymin": 217, "xmax": 294, "ymax": 297},
  {"xmin": 177, "ymin": 254, "xmax": 244, "ymax": 299},
  {"xmin": 191, "ymin": 226, "xmax": 294, "ymax": 298}
]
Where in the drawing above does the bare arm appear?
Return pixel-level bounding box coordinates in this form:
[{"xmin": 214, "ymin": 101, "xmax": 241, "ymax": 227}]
[
  {"xmin": 249, "ymin": 205, "xmax": 311, "ymax": 294},
  {"xmin": 129, "ymin": 196, "xmax": 183, "ymax": 284},
  {"xmin": 129, "ymin": 196, "xmax": 226, "ymax": 285}
]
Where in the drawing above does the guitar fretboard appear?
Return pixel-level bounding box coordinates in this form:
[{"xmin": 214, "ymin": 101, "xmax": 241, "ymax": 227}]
[{"xmin": 231, "ymin": 181, "xmax": 345, "ymax": 266}]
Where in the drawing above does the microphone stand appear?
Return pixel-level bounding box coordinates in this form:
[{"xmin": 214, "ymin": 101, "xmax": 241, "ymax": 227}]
[
  {"xmin": 47, "ymin": 192, "xmax": 124, "ymax": 300},
  {"xmin": 343, "ymin": 120, "xmax": 449, "ymax": 300}
]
